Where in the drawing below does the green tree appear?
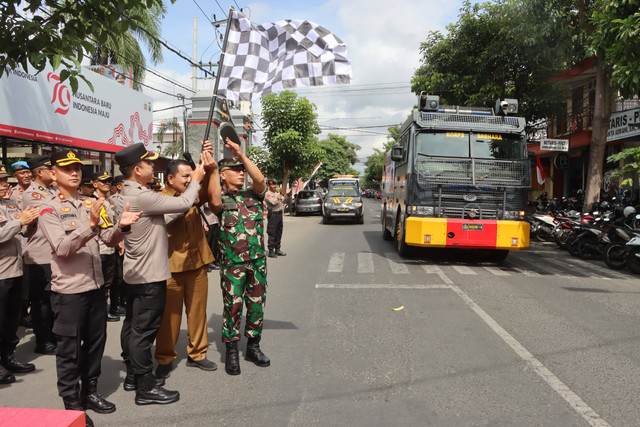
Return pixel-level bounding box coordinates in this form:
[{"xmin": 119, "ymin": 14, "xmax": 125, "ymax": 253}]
[
  {"xmin": 157, "ymin": 118, "xmax": 183, "ymax": 158},
  {"xmin": 260, "ymin": 91, "xmax": 323, "ymax": 188},
  {"xmin": 90, "ymin": 3, "xmax": 166, "ymax": 90},
  {"xmin": 362, "ymin": 126, "xmax": 400, "ymax": 189},
  {"xmin": 315, "ymin": 134, "xmax": 360, "ymax": 185},
  {"xmin": 1, "ymin": 0, "xmax": 172, "ymax": 92},
  {"xmin": 247, "ymin": 145, "xmax": 279, "ymax": 179},
  {"xmin": 411, "ymin": 0, "xmax": 575, "ymax": 133}
]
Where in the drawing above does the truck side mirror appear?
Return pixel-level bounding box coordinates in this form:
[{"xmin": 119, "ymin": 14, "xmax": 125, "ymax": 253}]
[{"xmin": 390, "ymin": 145, "xmax": 404, "ymax": 162}]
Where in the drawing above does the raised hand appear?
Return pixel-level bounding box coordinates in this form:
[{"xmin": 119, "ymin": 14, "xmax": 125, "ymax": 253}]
[
  {"xmin": 201, "ymin": 149, "xmax": 217, "ymax": 174},
  {"xmin": 119, "ymin": 202, "xmax": 143, "ymax": 227},
  {"xmin": 191, "ymin": 162, "xmax": 207, "ymax": 183},
  {"xmin": 224, "ymin": 137, "xmax": 243, "ymax": 158}
]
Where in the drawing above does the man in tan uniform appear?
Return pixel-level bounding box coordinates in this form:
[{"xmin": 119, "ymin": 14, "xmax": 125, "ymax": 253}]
[
  {"xmin": 0, "ymin": 164, "xmax": 39, "ymax": 384},
  {"xmin": 114, "ymin": 143, "xmax": 211, "ymax": 405},
  {"xmin": 40, "ymin": 149, "xmax": 142, "ymax": 427},
  {"xmin": 23, "ymin": 155, "xmax": 57, "ymax": 355},
  {"xmin": 154, "ymin": 158, "xmax": 217, "ymax": 381}
]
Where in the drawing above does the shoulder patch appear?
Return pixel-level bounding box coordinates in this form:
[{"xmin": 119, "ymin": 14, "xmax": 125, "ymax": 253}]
[{"xmin": 40, "ymin": 208, "xmax": 53, "ymax": 216}]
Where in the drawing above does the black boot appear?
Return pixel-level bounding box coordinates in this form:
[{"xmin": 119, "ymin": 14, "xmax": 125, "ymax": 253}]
[
  {"xmin": 0, "ymin": 365, "xmax": 15, "ymax": 384},
  {"xmin": 81, "ymin": 378, "xmax": 116, "ymax": 414},
  {"xmin": 123, "ymin": 362, "xmax": 136, "ymax": 391},
  {"xmin": 275, "ymin": 249, "xmax": 286, "ymax": 256},
  {"xmin": 63, "ymin": 393, "xmax": 94, "ymax": 427},
  {"xmin": 134, "ymin": 372, "xmax": 180, "ymax": 405},
  {"xmin": 267, "ymin": 250, "xmax": 277, "ymax": 258},
  {"xmin": 245, "ymin": 336, "xmax": 270, "ymax": 367},
  {"xmin": 1, "ymin": 353, "xmax": 35, "ymax": 373},
  {"xmin": 225, "ymin": 341, "xmax": 241, "ymax": 375}
]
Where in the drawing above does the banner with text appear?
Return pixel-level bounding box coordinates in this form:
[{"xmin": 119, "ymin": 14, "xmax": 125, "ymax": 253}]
[
  {"xmin": 0, "ymin": 65, "xmax": 153, "ymax": 153},
  {"xmin": 606, "ymin": 108, "xmax": 640, "ymax": 142}
]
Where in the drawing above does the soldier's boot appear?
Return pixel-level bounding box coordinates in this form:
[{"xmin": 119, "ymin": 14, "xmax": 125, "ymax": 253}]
[
  {"xmin": 1, "ymin": 352, "xmax": 35, "ymax": 373},
  {"xmin": 134, "ymin": 372, "xmax": 179, "ymax": 405},
  {"xmin": 81, "ymin": 378, "xmax": 116, "ymax": 414},
  {"xmin": 0, "ymin": 365, "xmax": 15, "ymax": 384},
  {"xmin": 275, "ymin": 249, "xmax": 287, "ymax": 256},
  {"xmin": 225, "ymin": 341, "xmax": 241, "ymax": 375},
  {"xmin": 63, "ymin": 393, "xmax": 94, "ymax": 427},
  {"xmin": 268, "ymin": 250, "xmax": 277, "ymax": 258},
  {"xmin": 123, "ymin": 362, "xmax": 136, "ymax": 391},
  {"xmin": 245, "ymin": 336, "xmax": 270, "ymax": 367}
]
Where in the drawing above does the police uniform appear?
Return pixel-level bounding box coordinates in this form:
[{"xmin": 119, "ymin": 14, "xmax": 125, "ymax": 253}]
[
  {"xmin": 265, "ymin": 181, "xmax": 287, "ymax": 257},
  {"xmin": 114, "ymin": 143, "xmax": 198, "ymax": 405},
  {"xmin": 39, "ymin": 150, "xmax": 126, "ymax": 419},
  {"xmin": 9, "ymin": 161, "xmax": 30, "ymax": 209},
  {"xmin": 23, "ymin": 155, "xmax": 57, "ymax": 354},
  {"xmin": 0, "ymin": 164, "xmax": 36, "ymax": 384},
  {"xmin": 217, "ymin": 157, "xmax": 270, "ymax": 376},
  {"xmin": 108, "ymin": 180, "xmax": 126, "ymax": 314}
]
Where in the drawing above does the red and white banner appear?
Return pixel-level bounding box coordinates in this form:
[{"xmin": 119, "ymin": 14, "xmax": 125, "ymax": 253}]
[
  {"xmin": 536, "ymin": 153, "xmax": 546, "ymax": 185},
  {"xmin": 0, "ymin": 65, "xmax": 153, "ymax": 153},
  {"xmin": 309, "ymin": 162, "xmax": 322, "ymax": 178}
]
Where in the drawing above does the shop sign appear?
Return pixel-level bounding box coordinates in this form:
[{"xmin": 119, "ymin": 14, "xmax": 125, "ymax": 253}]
[
  {"xmin": 540, "ymin": 139, "xmax": 569, "ymax": 152},
  {"xmin": 606, "ymin": 108, "xmax": 640, "ymax": 142},
  {"xmin": 0, "ymin": 64, "xmax": 153, "ymax": 153}
]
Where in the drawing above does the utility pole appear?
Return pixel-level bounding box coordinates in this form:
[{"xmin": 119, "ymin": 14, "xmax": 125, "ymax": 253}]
[{"xmin": 192, "ymin": 17, "xmax": 197, "ymax": 92}]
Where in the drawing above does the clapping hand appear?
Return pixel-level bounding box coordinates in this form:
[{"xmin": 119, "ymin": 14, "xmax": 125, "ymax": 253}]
[{"xmin": 119, "ymin": 202, "xmax": 142, "ymax": 227}]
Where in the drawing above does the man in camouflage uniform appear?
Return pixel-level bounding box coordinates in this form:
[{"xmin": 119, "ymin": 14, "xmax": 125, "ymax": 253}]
[{"xmin": 210, "ymin": 137, "xmax": 270, "ymax": 375}]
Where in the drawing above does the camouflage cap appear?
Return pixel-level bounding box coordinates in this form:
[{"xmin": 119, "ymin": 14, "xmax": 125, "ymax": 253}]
[{"xmin": 218, "ymin": 157, "xmax": 244, "ymax": 171}]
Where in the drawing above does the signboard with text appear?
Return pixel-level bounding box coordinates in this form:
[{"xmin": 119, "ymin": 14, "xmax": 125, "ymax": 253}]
[
  {"xmin": 540, "ymin": 139, "xmax": 569, "ymax": 152},
  {"xmin": 0, "ymin": 65, "xmax": 153, "ymax": 153},
  {"xmin": 606, "ymin": 108, "xmax": 640, "ymax": 142}
]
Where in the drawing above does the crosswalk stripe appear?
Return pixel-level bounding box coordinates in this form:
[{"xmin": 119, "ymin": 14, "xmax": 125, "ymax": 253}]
[
  {"xmin": 483, "ymin": 266, "xmax": 510, "ymax": 276},
  {"xmin": 545, "ymin": 258, "xmax": 610, "ymax": 280},
  {"xmin": 561, "ymin": 256, "xmax": 628, "ymax": 280},
  {"xmin": 357, "ymin": 252, "xmax": 375, "ymax": 274},
  {"xmin": 512, "ymin": 266, "xmax": 542, "ymax": 277},
  {"xmin": 328, "ymin": 252, "xmax": 345, "ymax": 273},
  {"xmin": 451, "ymin": 265, "xmax": 477, "ymax": 275},
  {"xmin": 385, "ymin": 252, "xmax": 409, "ymax": 274},
  {"xmin": 422, "ymin": 265, "xmax": 440, "ymax": 274}
]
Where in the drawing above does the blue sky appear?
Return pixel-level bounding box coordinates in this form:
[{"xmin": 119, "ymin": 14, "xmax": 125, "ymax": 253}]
[{"xmin": 145, "ymin": 0, "xmax": 477, "ymax": 169}]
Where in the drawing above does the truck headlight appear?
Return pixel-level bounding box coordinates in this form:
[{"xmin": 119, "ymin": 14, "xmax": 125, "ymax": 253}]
[{"xmin": 410, "ymin": 206, "xmax": 434, "ymax": 216}]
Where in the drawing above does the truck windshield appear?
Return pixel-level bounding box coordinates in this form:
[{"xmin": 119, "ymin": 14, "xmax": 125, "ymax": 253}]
[{"xmin": 416, "ymin": 132, "xmax": 525, "ymax": 160}]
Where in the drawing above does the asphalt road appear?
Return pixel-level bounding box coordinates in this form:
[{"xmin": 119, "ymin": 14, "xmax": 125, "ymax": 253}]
[{"xmin": 4, "ymin": 198, "xmax": 640, "ymax": 426}]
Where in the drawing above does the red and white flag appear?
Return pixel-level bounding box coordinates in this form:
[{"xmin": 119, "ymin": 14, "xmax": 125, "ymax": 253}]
[
  {"xmin": 536, "ymin": 153, "xmax": 546, "ymax": 185},
  {"xmin": 309, "ymin": 162, "xmax": 322, "ymax": 178}
]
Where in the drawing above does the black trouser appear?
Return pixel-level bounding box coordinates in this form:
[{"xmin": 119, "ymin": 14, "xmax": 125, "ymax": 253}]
[
  {"xmin": 114, "ymin": 252, "xmax": 125, "ymax": 307},
  {"xmin": 205, "ymin": 223, "xmax": 221, "ymax": 263},
  {"xmin": 100, "ymin": 253, "xmax": 119, "ymax": 311},
  {"xmin": 51, "ymin": 288, "xmax": 107, "ymax": 397},
  {"xmin": 26, "ymin": 263, "xmax": 55, "ymax": 347},
  {"xmin": 0, "ymin": 276, "xmax": 21, "ymax": 358},
  {"xmin": 20, "ymin": 266, "xmax": 30, "ymax": 317},
  {"xmin": 267, "ymin": 210, "xmax": 283, "ymax": 251},
  {"xmin": 120, "ymin": 281, "xmax": 166, "ymax": 375}
]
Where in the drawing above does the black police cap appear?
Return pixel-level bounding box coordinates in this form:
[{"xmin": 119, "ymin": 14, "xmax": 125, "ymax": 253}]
[
  {"xmin": 115, "ymin": 143, "xmax": 159, "ymax": 168},
  {"xmin": 50, "ymin": 149, "xmax": 83, "ymax": 167},
  {"xmin": 27, "ymin": 155, "xmax": 52, "ymax": 169}
]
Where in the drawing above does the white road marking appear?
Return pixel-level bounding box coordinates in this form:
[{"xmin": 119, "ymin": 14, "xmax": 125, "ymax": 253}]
[
  {"xmin": 545, "ymin": 258, "xmax": 610, "ymax": 280},
  {"xmin": 385, "ymin": 252, "xmax": 410, "ymax": 274},
  {"xmin": 451, "ymin": 265, "xmax": 477, "ymax": 275},
  {"xmin": 357, "ymin": 252, "xmax": 375, "ymax": 274},
  {"xmin": 315, "ymin": 284, "xmax": 450, "ymax": 289},
  {"xmin": 328, "ymin": 252, "xmax": 345, "ymax": 273},
  {"xmin": 448, "ymin": 282, "xmax": 611, "ymax": 427},
  {"xmin": 483, "ymin": 266, "xmax": 511, "ymax": 276},
  {"xmin": 422, "ymin": 264, "xmax": 440, "ymax": 274}
]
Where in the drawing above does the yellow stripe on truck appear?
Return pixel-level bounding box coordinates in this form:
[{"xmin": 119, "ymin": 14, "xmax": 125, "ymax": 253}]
[
  {"xmin": 496, "ymin": 220, "xmax": 530, "ymax": 249},
  {"xmin": 405, "ymin": 217, "xmax": 448, "ymax": 247}
]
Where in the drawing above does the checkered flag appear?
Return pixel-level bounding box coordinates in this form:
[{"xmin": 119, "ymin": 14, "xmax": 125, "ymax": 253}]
[{"xmin": 217, "ymin": 11, "xmax": 352, "ymax": 102}]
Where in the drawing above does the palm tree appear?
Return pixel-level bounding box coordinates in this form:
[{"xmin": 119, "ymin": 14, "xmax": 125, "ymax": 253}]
[
  {"xmin": 157, "ymin": 118, "xmax": 184, "ymax": 158},
  {"xmin": 90, "ymin": 3, "xmax": 166, "ymax": 90}
]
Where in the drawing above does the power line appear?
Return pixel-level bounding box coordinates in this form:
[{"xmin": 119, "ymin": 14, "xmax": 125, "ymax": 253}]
[{"xmin": 192, "ymin": 0, "xmax": 214, "ymax": 24}]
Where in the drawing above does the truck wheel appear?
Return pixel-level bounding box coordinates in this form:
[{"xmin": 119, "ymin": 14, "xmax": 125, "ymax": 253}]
[
  {"xmin": 396, "ymin": 215, "xmax": 411, "ymax": 257},
  {"xmin": 382, "ymin": 211, "xmax": 392, "ymax": 241}
]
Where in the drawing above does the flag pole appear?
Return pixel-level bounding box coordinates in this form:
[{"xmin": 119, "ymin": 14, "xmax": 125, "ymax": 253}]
[{"xmin": 202, "ymin": 6, "xmax": 235, "ymax": 144}]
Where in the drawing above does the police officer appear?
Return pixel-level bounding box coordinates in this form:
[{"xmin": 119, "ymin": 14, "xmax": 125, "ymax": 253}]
[
  {"xmin": 92, "ymin": 171, "xmax": 124, "ymax": 322},
  {"xmin": 39, "ymin": 149, "xmax": 142, "ymax": 426},
  {"xmin": 23, "ymin": 155, "xmax": 57, "ymax": 355},
  {"xmin": 265, "ymin": 179, "xmax": 289, "ymax": 258},
  {"xmin": 210, "ymin": 138, "xmax": 270, "ymax": 376},
  {"xmin": 109, "ymin": 175, "xmax": 127, "ymax": 315},
  {"xmin": 113, "ymin": 142, "xmax": 208, "ymax": 405},
  {"xmin": 10, "ymin": 161, "xmax": 33, "ymax": 327},
  {"xmin": 0, "ymin": 164, "xmax": 39, "ymax": 384}
]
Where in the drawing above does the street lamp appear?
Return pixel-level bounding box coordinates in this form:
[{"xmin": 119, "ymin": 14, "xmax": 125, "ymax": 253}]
[{"xmin": 176, "ymin": 93, "xmax": 188, "ymax": 154}]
